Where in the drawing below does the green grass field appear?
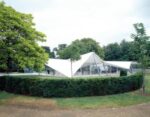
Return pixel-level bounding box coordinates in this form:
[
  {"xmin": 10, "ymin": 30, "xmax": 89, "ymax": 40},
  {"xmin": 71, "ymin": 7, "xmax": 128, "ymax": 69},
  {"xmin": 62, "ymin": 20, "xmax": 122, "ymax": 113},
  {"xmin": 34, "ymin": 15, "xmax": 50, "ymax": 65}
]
[
  {"xmin": 0, "ymin": 74, "xmax": 150, "ymax": 109},
  {"xmin": 145, "ymin": 74, "xmax": 150, "ymax": 93}
]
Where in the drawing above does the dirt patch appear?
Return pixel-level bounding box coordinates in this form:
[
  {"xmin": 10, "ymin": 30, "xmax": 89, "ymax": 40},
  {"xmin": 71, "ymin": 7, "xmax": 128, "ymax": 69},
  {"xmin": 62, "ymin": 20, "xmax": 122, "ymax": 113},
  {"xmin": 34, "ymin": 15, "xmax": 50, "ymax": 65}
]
[
  {"xmin": 3, "ymin": 97, "xmax": 57, "ymax": 110},
  {"xmin": 0, "ymin": 103, "xmax": 150, "ymax": 117}
]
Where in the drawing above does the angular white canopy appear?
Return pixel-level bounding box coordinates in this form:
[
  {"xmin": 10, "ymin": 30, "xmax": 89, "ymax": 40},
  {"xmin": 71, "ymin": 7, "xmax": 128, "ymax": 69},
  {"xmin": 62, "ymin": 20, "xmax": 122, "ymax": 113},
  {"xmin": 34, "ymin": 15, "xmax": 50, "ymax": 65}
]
[
  {"xmin": 46, "ymin": 52, "xmax": 103, "ymax": 77},
  {"xmin": 46, "ymin": 52, "xmax": 137, "ymax": 77},
  {"xmin": 105, "ymin": 61, "xmax": 137, "ymax": 70}
]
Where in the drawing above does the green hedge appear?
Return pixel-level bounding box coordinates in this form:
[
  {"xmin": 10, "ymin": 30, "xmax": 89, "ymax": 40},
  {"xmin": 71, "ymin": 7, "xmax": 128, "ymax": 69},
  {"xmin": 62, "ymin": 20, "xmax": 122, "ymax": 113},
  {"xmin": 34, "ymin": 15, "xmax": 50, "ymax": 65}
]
[{"xmin": 0, "ymin": 74, "xmax": 143, "ymax": 97}]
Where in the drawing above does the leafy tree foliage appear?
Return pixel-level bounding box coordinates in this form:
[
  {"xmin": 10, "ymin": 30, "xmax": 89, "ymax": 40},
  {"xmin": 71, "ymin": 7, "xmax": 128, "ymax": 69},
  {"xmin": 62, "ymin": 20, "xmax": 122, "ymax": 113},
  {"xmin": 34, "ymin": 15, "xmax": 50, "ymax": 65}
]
[
  {"xmin": 120, "ymin": 40, "xmax": 130, "ymax": 60},
  {"xmin": 104, "ymin": 40, "xmax": 139, "ymax": 61},
  {"xmin": 58, "ymin": 44, "xmax": 67, "ymax": 50},
  {"xmin": 0, "ymin": 2, "xmax": 48, "ymax": 72},
  {"xmin": 131, "ymin": 23, "xmax": 150, "ymax": 68},
  {"xmin": 131, "ymin": 23, "xmax": 150, "ymax": 93},
  {"xmin": 119, "ymin": 40, "xmax": 136, "ymax": 61},
  {"xmin": 58, "ymin": 38, "xmax": 104, "ymax": 59},
  {"xmin": 42, "ymin": 46, "xmax": 56, "ymax": 58},
  {"xmin": 147, "ymin": 41, "xmax": 150, "ymax": 65},
  {"xmin": 67, "ymin": 45, "xmax": 81, "ymax": 61},
  {"xmin": 42, "ymin": 46, "xmax": 51, "ymax": 57},
  {"xmin": 104, "ymin": 43, "xmax": 121, "ymax": 60},
  {"xmin": 56, "ymin": 44, "xmax": 67, "ymax": 58},
  {"xmin": 51, "ymin": 44, "xmax": 67, "ymax": 58}
]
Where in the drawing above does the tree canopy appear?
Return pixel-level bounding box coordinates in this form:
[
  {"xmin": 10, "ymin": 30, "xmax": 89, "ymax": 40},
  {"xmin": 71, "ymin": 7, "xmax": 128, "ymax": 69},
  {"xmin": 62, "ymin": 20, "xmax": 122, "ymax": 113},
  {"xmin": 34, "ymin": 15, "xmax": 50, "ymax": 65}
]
[
  {"xmin": 58, "ymin": 38, "xmax": 104, "ymax": 59},
  {"xmin": 104, "ymin": 40, "xmax": 139, "ymax": 61},
  {"xmin": 58, "ymin": 44, "xmax": 80, "ymax": 60},
  {"xmin": 0, "ymin": 2, "xmax": 48, "ymax": 72},
  {"xmin": 42, "ymin": 46, "xmax": 52, "ymax": 58},
  {"xmin": 131, "ymin": 23, "xmax": 150, "ymax": 68},
  {"xmin": 104, "ymin": 43, "xmax": 121, "ymax": 61}
]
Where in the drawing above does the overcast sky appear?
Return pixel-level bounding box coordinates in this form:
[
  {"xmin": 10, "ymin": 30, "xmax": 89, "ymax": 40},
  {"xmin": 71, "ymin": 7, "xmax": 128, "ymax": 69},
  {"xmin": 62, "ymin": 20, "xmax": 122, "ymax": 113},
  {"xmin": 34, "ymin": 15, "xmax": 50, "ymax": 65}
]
[{"xmin": 4, "ymin": 0, "xmax": 150, "ymax": 48}]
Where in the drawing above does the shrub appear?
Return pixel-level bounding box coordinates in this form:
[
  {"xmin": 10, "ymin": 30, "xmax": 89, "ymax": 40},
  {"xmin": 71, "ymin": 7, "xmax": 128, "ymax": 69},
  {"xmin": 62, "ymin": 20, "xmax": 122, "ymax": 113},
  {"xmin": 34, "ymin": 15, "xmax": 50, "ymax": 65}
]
[
  {"xmin": 0, "ymin": 74, "xmax": 143, "ymax": 97},
  {"xmin": 120, "ymin": 70, "xmax": 127, "ymax": 76}
]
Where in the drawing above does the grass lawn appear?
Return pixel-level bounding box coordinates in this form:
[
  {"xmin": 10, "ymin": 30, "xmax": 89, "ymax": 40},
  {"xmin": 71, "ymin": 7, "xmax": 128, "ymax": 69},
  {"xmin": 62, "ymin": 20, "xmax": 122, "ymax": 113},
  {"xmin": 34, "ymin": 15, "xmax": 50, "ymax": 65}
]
[
  {"xmin": 0, "ymin": 74, "xmax": 150, "ymax": 109},
  {"xmin": 145, "ymin": 74, "xmax": 150, "ymax": 93}
]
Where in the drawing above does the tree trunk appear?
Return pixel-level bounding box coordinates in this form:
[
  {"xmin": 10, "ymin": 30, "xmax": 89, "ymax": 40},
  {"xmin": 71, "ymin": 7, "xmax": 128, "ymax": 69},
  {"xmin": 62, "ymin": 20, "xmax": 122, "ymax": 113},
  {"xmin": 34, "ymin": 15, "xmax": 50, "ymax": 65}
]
[
  {"xmin": 142, "ymin": 67, "xmax": 145, "ymax": 95},
  {"xmin": 71, "ymin": 60, "xmax": 73, "ymax": 78},
  {"xmin": 6, "ymin": 57, "xmax": 11, "ymax": 75}
]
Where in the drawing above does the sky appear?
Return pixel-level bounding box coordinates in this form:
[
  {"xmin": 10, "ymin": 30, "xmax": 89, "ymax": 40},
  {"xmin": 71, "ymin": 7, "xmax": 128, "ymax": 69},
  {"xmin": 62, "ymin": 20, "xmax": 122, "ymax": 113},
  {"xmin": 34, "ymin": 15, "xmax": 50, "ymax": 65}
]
[{"xmin": 3, "ymin": 0, "xmax": 150, "ymax": 48}]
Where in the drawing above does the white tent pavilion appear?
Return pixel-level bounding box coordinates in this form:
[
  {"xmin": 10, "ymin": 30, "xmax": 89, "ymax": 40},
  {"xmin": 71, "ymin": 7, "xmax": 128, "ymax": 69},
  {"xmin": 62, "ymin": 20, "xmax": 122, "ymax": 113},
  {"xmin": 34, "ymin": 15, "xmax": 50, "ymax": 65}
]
[
  {"xmin": 46, "ymin": 52, "xmax": 104, "ymax": 77},
  {"xmin": 46, "ymin": 52, "xmax": 139, "ymax": 77}
]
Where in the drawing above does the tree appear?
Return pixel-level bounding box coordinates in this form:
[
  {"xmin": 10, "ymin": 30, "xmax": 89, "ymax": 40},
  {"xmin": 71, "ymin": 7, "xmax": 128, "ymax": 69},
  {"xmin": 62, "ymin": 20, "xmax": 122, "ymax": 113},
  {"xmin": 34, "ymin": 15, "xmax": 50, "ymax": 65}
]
[
  {"xmin": 51, "ymin": 44, "xmax": 67, "ymax": 58},
  {"xmin": 58, "ymin": 44, "xmax": 67, "ymax": 50},
  {"xmin": 57, "ymin": 44, "xmax": 67, "ymax": 58},
  {"xmin": 42, "ymin": 46, "xmax": 56, "ymax": 58},
  {"xmin": 0, "ymin": 2, "xmax": 48, "ymax": 72},
  {"xmin": 120, "ymin": 40, "xmax": 137, "ymax": 61},
  {"xmin": 104, "ymin": 40, "xmax": 140, "ymax": 61},
  {"xmin": 131, "ymin": 23, "xmax": 150, "ymax": 94},
  {"xmin": 42, "ymin": 46, "xmax": 51, "ymax": 58},
  {"xmin": 147, "ymin": 41, "xmax": 150, "ymax": 67},
  {"xmin": 104, "ymin": 43, "xmax": 121, "ymax": 60},
  {"xmin": 58, "ymin": 38, "xmax": 104, "ymax": 59},
  {"xmin": 69, "ymin": 45, "xmax": 80, "ymax": 77}
]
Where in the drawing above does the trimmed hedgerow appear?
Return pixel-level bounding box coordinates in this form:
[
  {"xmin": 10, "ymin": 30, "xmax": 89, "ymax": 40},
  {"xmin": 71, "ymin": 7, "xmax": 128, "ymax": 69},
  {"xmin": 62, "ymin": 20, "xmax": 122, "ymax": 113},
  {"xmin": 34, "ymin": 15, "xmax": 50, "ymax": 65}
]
[{"xmin": 0, "ymin": 74, "xmax": 143, "ymax": 97}]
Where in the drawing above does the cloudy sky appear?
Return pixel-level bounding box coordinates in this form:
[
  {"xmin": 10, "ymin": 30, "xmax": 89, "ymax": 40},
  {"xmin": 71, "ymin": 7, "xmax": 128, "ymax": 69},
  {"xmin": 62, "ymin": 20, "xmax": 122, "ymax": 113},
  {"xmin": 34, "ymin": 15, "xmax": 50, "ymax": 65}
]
[{"xmin": 4, "ymin": 0, "xmax": 150, "ymax": 48}]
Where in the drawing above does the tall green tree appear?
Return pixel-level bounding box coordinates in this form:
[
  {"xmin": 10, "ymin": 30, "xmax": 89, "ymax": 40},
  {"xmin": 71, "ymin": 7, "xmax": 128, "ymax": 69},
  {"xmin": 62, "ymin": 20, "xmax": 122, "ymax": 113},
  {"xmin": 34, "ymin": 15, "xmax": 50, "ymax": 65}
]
[
  {"xmin": 58, "ymin": 38, "xmax": 104, "ymax": 59},
  {"xmin": 0, "ymin": 2, "xmax": 48, "ymax": 72},
  {"xmin": 131, "ymin": 23, "xmax": 150, "ymax": 94},
  {"xmin": 68, "ymin": 45, "xmax": 80, "ymax": 77}
]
